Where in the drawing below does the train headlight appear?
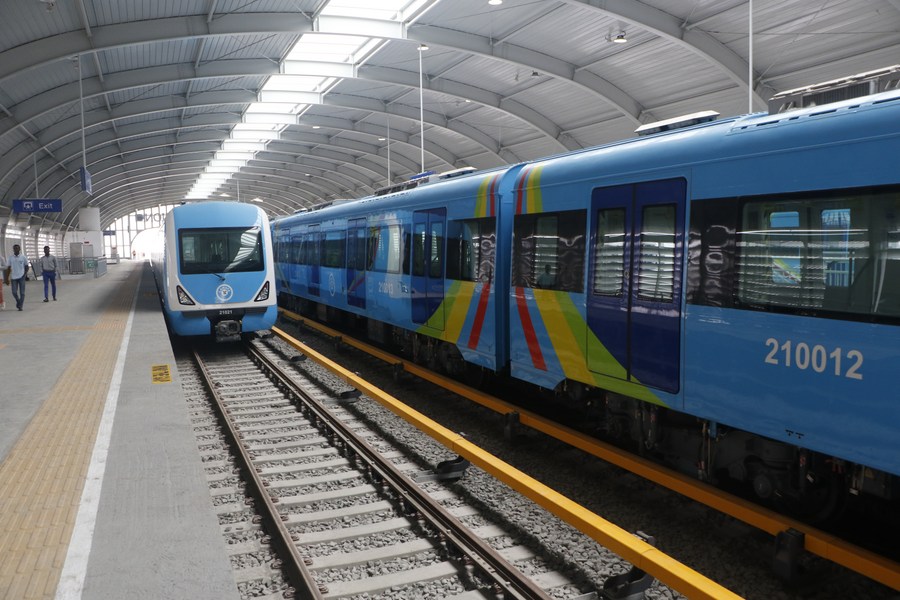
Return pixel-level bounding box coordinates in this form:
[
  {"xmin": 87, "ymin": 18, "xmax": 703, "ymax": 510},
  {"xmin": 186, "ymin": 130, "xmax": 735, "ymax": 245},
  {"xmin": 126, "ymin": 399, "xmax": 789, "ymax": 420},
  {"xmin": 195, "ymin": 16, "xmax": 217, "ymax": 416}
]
[
  {"xmin": 254, "ymin": 281, "xmax": 270, "ymax": 302},
  {"xmin": 176, "ymin": 285, "xmax": 196, "ymax": 306}
]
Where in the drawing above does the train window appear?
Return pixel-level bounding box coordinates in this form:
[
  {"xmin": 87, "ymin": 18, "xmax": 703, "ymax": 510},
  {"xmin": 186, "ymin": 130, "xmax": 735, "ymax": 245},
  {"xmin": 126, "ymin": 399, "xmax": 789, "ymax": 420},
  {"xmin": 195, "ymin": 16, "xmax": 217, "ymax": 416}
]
[
  {"xmin": 291, "ymin": 235, "xmax": 306, "ymax": 265},
  {"xmin": 367, "ymin": 225, "xmax": 402, "ymax": 273},
  {"xmin": 430, "ymin": 220, "xmax": 444, "ymax": 278},
  {"xmin": 638, "ymin": 204, "xmax": 676, "ymax": 301},
  {"xmin": 347, "ymin": 226, "xmax": 366, "ymax": 270},
  {"xmin": 323, "ymin": 232, "xmax": 346, "ymax": 268},
  {"xmin": 412, "ymin": 223, "xmax": 426, "ymax": 276},
  {"xmin": 402, "ymin": 230, "xmax": 411, "ymax": 275},
  {"xmin": 447, "ymin": 218, "xmax": 496, "ymax": 283},
  {"xmin": 306, "ymin": 233, "xmax": 321, "ymax": 267},
  {"xmin": 179, "ymin": 227, "xmax": 264, "ymax": 274},
  {"xmin": 513, "ymin": 210, "xmax": 586, "ymax": 292},
  {"xmin": 689, "ymin": 186, "xmax": 900, "ymax": 321},
  {"xmin": 592, "ymin": 209, "xmax": 626, "ymax": 296}
]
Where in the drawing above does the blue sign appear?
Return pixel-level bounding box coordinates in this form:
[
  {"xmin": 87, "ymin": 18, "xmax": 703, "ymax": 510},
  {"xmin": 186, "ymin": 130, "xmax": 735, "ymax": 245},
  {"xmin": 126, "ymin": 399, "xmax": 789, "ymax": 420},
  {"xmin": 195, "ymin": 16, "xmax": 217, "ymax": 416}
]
[
  {"xmin": 80, "ymin": 166, "xmax": 92, "ymax": 195},
  {"xmin": 103, "ymin": 230, "xmax": 116, "ymax": 236},
  {"xmin": 12, "ymin": 199, "xmax": 62, "ymax": 213}
]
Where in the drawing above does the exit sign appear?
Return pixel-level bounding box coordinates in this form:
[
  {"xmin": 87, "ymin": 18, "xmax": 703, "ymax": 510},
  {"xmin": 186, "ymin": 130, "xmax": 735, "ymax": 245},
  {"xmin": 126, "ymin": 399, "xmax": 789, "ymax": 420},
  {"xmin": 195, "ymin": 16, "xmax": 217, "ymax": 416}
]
[{"xmin": 12, "ymin": 199, "xmax": 62, "ymax": 212}]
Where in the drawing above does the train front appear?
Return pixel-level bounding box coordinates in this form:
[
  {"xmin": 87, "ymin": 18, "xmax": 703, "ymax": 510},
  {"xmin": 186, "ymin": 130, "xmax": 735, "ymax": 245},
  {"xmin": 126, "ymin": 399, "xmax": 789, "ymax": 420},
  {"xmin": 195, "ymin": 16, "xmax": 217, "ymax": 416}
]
[{"xmin": 164, "ymin": 203, "xmax": 277, "ymax": 342}]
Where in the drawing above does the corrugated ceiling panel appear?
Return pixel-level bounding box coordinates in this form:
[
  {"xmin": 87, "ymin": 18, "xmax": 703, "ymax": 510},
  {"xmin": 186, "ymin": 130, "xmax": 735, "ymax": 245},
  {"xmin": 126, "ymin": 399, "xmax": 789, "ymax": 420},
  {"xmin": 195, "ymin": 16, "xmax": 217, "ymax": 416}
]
[
  {"xmin": 200, "ymin": 33, "xmax": 293, "ymax": 63},
  {"xmin": 0, "ymin": 127, "xmax": 29, "ymax": 159},
  {"xmin": 115, "ymin": 108, "xmax": 182, "ymax": 127},
  {"xmin": 0, "ymin": 0, "xmax": 80, "ymax": 53},
  {"xmin": 106, "ymin": 81, "xmax": 185, "ymax": 106},
  {"xmin": 183, "ymin": 104, "xmax": 247, "ymax": 117},
  {"xmin": 507, "ymin": 77, "xmax": 623, "ymax": 135},
  {"xmin": 2, "ymin": 58, "xmax": 79, "ymax": 105},
  {"xmin": 421, "ymin": 0, "xmax": 551, "ymax": 41},
  {"xmin": 98, "ymin": 39, "xmax": 197, "ymax": 72},
  {"xmin": 598, "ymin": 38, "xmax": 730, "ymax": 117},
  {"xmin": 85, "ymin": 0, "xmax": 203, "ymax": 26},
  {"xmin": 567, "ymin": 115, "xmax": 646, "ymax": 150}
]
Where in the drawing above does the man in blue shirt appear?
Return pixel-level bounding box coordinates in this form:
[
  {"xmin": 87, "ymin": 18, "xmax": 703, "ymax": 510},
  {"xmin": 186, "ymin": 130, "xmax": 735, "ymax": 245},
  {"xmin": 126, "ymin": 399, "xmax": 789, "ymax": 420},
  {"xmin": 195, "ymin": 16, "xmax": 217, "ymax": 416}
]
[{"xmin": 5, "ymin": 244, "xmax": 29, "ymax": 311}]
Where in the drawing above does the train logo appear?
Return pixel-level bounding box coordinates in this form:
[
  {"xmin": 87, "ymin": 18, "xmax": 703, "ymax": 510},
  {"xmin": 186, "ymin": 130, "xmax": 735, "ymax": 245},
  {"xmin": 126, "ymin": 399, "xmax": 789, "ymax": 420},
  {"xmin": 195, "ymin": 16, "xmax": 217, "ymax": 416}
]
[{"xmin": 216, "ymin": 283, "xmax": 234, "ymax": 303}]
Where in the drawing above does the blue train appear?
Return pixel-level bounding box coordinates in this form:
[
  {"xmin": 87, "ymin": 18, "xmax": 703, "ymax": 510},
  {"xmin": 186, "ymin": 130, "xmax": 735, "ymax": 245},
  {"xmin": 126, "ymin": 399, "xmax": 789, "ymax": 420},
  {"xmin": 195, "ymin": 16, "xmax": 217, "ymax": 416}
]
[
  {"xmin": 154, "ymin": 201, "xmax": 277, "ymax": 342},
  {"xmin": 273, "ymin": 86, "xmax": 900, "ymax": 513}
]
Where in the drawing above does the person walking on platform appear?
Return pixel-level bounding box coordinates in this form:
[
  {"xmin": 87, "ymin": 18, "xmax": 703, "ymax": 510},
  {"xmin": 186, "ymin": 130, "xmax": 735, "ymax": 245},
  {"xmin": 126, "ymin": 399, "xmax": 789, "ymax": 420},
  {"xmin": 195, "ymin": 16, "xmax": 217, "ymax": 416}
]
[
  {"xmin": 39, "ymin": 245, "xmax": 58, "ymax": 302},
  {"xmin": 5, "ymin": 244, "xmax": 29, "ymax": 311},
  {"xmin": 0, "ymin": 254, "xmax": 6, "ymax": 310}
]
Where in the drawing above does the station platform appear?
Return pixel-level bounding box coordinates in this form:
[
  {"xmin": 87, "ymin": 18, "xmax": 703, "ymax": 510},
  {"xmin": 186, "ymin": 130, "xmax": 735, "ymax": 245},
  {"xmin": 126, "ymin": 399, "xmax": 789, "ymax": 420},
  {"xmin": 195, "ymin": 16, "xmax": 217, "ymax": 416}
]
[{"xmin": 0, "ymin": 261, "xmax": 240, "ymax": 600}]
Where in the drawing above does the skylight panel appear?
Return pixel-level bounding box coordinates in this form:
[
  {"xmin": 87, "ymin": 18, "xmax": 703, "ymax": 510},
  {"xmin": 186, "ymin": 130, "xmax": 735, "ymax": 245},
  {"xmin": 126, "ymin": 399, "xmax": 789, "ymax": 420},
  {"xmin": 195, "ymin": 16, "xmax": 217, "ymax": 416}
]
[{"xmin": 318, "ymin": 0, "xmax": 411, "ymax": 20}]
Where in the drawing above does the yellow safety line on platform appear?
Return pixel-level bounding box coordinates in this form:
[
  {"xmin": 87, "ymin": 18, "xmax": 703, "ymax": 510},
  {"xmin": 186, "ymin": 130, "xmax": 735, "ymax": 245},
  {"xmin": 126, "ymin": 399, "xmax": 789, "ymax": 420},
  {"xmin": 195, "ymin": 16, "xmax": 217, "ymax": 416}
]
[
  {"xmin": 273, "ymin": 325, "xmax": 743, "ymax": 600},
  {"xmin": 0, "ymin": 268, "xmax": 141, "ymax": 599},
  {"xmin": 280, "ymin": 311, "xmax": 900, "ymax": 592}
]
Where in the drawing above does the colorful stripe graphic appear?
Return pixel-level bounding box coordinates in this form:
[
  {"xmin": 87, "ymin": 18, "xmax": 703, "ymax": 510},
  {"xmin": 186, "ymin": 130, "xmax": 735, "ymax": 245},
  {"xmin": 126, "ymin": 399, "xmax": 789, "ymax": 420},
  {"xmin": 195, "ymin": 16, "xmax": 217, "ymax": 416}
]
[
  {"xmin": 527, "ymin": 290, "xmax": 665, "ymax": 405},
  {"xmin": 476, "ymin": 174, "xmax": 500, "ymax": 218},
  {"xmin": 467, "ymin": 282, "xmax": 491, "ymax": 349},
  {"xmin": 514, "ymin": 286, "xmax": 547, "ymax": 370},
  {"xmin": 515, "ymin": 166, "xmax": 543, "ymax": 214}
]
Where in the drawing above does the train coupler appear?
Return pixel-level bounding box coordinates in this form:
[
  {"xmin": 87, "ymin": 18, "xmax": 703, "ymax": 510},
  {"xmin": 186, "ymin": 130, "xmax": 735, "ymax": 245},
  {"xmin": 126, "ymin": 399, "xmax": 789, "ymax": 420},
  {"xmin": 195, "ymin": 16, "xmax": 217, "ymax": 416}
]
[
  {"xmin": 600, "ymin": 531, "xmax": 656, "ymax": 600},
  {"xmin": 214, "ymin": 319, "xmax": 241, "ymax": 342}
]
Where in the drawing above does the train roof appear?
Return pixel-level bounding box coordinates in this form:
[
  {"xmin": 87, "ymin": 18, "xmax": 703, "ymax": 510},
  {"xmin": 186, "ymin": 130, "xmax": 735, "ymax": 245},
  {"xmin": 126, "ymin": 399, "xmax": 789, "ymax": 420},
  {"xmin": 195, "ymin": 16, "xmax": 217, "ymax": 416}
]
[
  {"xmin": 525, "ymin": 87, "xmax": 900, "ymax": 183},
  {"xmin": 276, "ymin": 88, "xmax": 900, "ymax": 226},
  {"xmin": 171, "ymin": 200, "xmax": 270, "ymax": 227}
]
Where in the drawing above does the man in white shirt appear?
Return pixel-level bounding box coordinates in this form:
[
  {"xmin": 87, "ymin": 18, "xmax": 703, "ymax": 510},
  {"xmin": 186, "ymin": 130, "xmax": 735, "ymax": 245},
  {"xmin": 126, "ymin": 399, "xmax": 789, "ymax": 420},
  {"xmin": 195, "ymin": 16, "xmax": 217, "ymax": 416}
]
[
  {"xmin": 5, "ymin": 244, "xmax": 29, "ymax": 311},
  {"xmin": 39, "ymin": 245, "xmax": 58, "ymax": 302}
]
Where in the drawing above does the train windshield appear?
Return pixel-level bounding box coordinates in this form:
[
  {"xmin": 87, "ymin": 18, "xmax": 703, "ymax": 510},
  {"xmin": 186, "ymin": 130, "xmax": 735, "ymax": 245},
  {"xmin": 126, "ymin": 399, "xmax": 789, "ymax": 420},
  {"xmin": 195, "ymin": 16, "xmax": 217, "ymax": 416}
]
[{"xmin": 179, "ymin": 226, "xmax": 264, "ymax": 274}]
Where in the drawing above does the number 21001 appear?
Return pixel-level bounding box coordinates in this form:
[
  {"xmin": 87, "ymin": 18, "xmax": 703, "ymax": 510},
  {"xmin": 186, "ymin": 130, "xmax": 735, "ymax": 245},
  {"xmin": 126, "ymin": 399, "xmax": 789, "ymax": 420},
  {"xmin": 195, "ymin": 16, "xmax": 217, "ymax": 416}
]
[{"xmin": 764, "ymin": 338, "xmax": 863, "ymax": 380}]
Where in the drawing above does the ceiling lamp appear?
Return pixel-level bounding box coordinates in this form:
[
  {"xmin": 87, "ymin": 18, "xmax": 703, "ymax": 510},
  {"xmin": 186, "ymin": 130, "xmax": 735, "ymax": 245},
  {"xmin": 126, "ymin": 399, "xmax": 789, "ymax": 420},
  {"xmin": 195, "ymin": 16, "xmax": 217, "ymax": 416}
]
[
  {"xmin": 488, "ymin": 0, "xmax": 502, "ymax": 5},
  {"xmin": 612, "ymin": 31, "xmax": 627, "ymax": 44}
]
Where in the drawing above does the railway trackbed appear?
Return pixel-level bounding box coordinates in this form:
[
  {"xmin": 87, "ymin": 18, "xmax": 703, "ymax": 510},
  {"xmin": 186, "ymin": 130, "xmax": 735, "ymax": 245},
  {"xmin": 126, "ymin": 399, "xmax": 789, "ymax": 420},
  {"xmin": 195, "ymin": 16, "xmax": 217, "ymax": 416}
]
[{"xmin": 176, "ymin": 338, "xmax": 596, "ymax": 600}]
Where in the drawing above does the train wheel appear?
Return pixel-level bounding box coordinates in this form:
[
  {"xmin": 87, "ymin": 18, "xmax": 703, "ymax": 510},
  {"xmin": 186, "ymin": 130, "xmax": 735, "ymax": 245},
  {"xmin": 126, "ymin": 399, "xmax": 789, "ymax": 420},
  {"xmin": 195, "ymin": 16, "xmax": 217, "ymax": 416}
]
[{"xmin": 781, "ymin": 475, "xmax": 848, "ymax": 524}]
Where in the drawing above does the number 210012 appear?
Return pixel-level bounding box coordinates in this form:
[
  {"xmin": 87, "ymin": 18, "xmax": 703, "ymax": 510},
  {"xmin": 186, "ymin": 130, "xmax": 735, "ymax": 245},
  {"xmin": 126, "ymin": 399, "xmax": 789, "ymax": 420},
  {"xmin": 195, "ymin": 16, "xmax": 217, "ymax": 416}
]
[{"xmin": 764, "ymin": 338, "xmax": 863, "ymax": 380}]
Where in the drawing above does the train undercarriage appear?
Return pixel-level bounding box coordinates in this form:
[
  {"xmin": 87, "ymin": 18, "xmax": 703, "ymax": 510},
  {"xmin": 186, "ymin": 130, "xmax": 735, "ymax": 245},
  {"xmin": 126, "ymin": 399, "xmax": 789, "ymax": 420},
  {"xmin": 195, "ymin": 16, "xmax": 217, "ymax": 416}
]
[
  {"xmin": 279, "ymin": 294, "xmax": 896, "ymax": 521},
  {"xmin": 584, "ymin": 389, "xmax": 897, "ymax": 522}
]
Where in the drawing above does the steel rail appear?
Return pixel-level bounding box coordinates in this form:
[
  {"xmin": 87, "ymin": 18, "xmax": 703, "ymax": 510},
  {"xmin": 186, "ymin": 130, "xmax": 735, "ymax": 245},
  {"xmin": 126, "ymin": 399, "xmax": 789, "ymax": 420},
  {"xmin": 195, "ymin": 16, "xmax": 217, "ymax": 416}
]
[
  {"xmin": 192, "ymin": 347, "xmax": 324, "ymax": 600},
  {"xmin": 272, "ymin": 322, "xmax": 745, "ymax": 600},
  {"xmin": 245, "ymin": 341, "xmax": 555, "ymax": 600},
  {"xmin": 277, "ymin": 310, "xmax": 900, "ymax": 592}
]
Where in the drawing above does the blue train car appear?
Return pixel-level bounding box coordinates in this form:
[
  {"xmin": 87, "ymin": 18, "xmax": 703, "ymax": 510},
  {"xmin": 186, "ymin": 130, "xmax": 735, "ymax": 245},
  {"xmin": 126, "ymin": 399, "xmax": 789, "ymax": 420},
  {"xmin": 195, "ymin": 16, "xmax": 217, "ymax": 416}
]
[
  {"xmin": 156, "ymin": 201, "xmax": 277, "ymax": 341},
  {"xmin": 274, "ymin": 167, "xmax": 519, "ymax": 376},
  {"xmin": 275, "ymin": 87, "xmax": 900, "ymax": 511},
  {"xmin": 508, "ymin": 90, "xmax": 900, "ymax": 507}
]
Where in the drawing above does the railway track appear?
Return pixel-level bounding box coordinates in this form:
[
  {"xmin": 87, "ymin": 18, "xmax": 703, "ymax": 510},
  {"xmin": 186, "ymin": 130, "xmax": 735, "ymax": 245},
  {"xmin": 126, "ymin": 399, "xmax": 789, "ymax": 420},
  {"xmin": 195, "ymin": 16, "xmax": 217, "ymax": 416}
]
[
  {"xmin": 177, "ymin": 339, "xmax": 596, "ymax": 600},
  {"xmin": 272, "ymin": 311, "xmax": 900, "ymax": 598}
]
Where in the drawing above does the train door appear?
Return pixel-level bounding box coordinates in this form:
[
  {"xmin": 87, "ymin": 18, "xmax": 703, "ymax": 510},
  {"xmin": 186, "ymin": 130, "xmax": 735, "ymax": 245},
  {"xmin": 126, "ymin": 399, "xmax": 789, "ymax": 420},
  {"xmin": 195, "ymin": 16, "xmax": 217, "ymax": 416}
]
[
  {"xmin": 587, "ymin": 178, "xmax": 685, "ymax": 393},
  {"xmin": 308, "ymin": 225, "xmax": 321, "ymax": 297},
  {"xmin": 347, "ymin": 219, "xmax": 366, "ymax": 309},
  {"xmin": 411, "ymin": 208, "xmax": 446, "ymax": 329},
  {"xmin": 289, "ymin": 226, "xmax": 302, "ymax": 293}
]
